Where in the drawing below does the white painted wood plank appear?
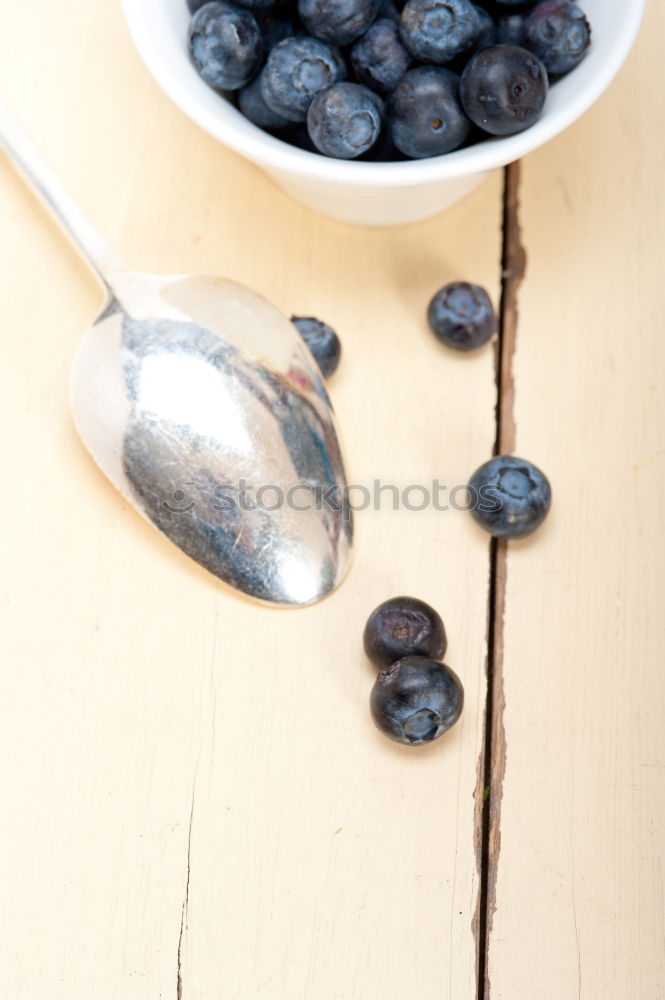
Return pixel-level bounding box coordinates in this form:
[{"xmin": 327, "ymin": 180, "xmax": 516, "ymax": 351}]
[
  {"xmin": 488, "ymin": 5, "xmax": 665, "ymax": 997},
  {"xmin": 0, "ymin": 2, "xmax": 503, "ymax": 997}
]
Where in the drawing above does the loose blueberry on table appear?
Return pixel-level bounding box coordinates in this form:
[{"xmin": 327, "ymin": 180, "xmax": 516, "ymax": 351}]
[
  {"xmin": 469, "ymin": 455, "xmax": 552, "ymax": 539},
  {"xmin": 428, "ymin": 281, "xmax": 496, "ymax": 351},
  {"xmin": 364, "ymin": 596, "xmax": 447, "ymax": 667},
  {"xmin": 291, "ymin": 316, "xmax": 342, "ymax": 377},
  {"xmin": 371, "ymin": 656, "xmax": 464, "ymax": 746},
  {"xmin": 186, "ymin": 0, "xmax": 592, "ymax": 160}
]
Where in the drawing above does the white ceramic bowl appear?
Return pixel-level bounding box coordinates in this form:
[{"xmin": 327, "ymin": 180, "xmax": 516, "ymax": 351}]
[{"xmin": 124, "ymin": 0, "xmax": 644, "ymax": 225}]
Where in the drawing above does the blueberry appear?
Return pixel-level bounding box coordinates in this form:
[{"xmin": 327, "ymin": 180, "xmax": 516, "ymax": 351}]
[
  {"xmin": 359, "ymin": 130, "xmax": 406, "ymax": 160},
  {"xmin": 370, "ymin": 656, "xmax": 464, "ymax": 746},
  {"xmin": 257, "ymin": 9, "xmax": 298, "ymax": 49},
  {"xmin": 298, "ymin": 0, "xmax": 383, "ymax": 46},
  {"xmin": 350, "ymin": 18, "xmax": 412, "ymax": 95},
  {"xmin": 522, "ymin": 0, "xmax": 591, "ymax": 76},
  {"xmin": 460, "ymin": 44, "xmax": 547, "ymax": 136},
  {"xmin": 291, "ymin": 316, "xmax": 342, "ymax": 377},
  {"xmin": 187, "ymin": 0, "xmax": 210, "ymax": 12},
  {"xmin": 307, "ymin": 82, "xmax": 383, "ymax": 158},
  {"xmin": 261, "ymin": 36, "xmax": 346, "ymax": 123},
  {"xmin": 387, "ymin": 66, "xmax": 470, "ymax": 158},
  {"xmin": 377, "ymin": 0, "xmax": 403, "ymax": 23},
  {"xmin": 469, "ymin": 454, "xmax": 552, "ymax": 538},
  {"xmin": 364, "ymin": 596, "xmax": 447, "ymax": 668},
  {"xmin": 495, "ymin": 13, "xmax": 527, "ymax": 45},
  {"xmin": 238, "ymin": 75, "xmax": 292, "ymax": 130},
  {"xmin": 472, "ymin": 3, "xmax": 496, "ymax": 50},
  {"xmin": 189, "ymin": 2, "xmax": 262, "ymax": 92},
  {"xmin": 400, "ymin": 0, "xmax": 481, "ymax": 65},
  {"xmin": 428, "ymin": 281, "xmax": 496, "ymax": 351}
]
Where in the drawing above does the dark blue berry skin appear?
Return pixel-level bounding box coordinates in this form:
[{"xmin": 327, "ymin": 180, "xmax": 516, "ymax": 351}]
[
  {"xmin": 495, "ymin": 13, "xmax": 527, "ymax": 45},
  {"xmin": 238, "ymin": 75, "xmax": 292, "ymax": 130},
  {"xmin": 187, "ymin": 0, "xmax": 210, "ymax": 13},
  {"xmin": 370, "ymin": 657, "xmax": 464, "ymax": 746},
  {"xmin": 261, "ymin": 36, "xmax": 346, "ymax": 123},
  {"xmin": 279, "ymin": 123, "xmax": 318, "ymax": 151},
  {"xmin": 307, "ymin": 82, "xmax": 383, "ymax": 159},
  {"xmin": 364, "ymin": 596, "xmax": 447, "ymax": 669},
  {"xmin": 378, "ymin": 0, "xmax": 403, "ymax": 23},
  {"xmin": 428, "ymin": 281, "xmax": 496, "ymax": 351},
  {"xmin": 291, "ymin": 316, "xmax": 342, "ymax": 377},
  {"xmin": 473, "ymin": 4, "xmax": 496, "ymax": 49},
  {"xmin": 387, "ymin": 66, "xmax": 470, "ymax": 158},
  {"xmin": 469, "ymin": 455, "xmax": 551, "ymax": 538},
  {"xmin": 460, "ymin": 44, "xmax": 547, "ymax": 136},
  {"xmin": 360, "ymin": 130, "xmax": 407, "ymax": 160},
  {"xmin": 400, "ymin": 0, "xmax": 482, "ymax": 65},
  {"xmin": 351, "ymin": 18, "xmax": 412, "ymax": 95},
  {"xmin": 189, "ymin": 2, "xmax": 262, "ymax": 92},
  {"xmin": 233, "ymin": 0, "xmax": 281, "ymax": 9},
  {"xmin": 522, "ymin": 0, "xmax": 591, "ymax": 76},
  {"xmin": 298, "ymin": 0, "xmax": 382, "ymax": 46},
  {"xmin": 257, "ymin": 9, "xmax": 298, "ymax": 49}
]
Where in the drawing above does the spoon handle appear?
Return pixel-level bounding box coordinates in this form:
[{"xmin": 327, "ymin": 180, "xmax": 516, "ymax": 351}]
[{"xmin": 0, "ymin": 100, "xmax": 126, "ymax": 294}]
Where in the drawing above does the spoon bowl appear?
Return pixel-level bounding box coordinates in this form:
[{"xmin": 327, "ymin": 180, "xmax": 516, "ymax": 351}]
[{"xmin": 71, "ymin": 272, "xmax": 352, "ymax": 605}]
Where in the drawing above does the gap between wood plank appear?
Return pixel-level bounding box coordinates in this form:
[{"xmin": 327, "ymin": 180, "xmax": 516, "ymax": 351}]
[{"xmin": 475, "ymin": 161, "xmax": 525, "ymax": 1000}]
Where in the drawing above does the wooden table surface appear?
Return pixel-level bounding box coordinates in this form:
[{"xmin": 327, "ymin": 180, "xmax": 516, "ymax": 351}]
[{"xmin": 0, "ymin": 2, "xmax": 662, "ymax": 998}]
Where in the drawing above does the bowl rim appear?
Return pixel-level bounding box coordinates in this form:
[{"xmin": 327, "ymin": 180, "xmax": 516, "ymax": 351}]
[{"xmin": 123, "ymin": 0, "xmax": 645, "ymax": 189}]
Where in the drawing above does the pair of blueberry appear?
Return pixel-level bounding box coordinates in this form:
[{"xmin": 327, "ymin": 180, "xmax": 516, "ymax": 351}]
[
  {"xmin": 364, "ymin": 597, "xmax": 464, "ymax": 747},
  {"xmin": 423, "ymin": 279, "xmax": 551, "ymax": 538}
]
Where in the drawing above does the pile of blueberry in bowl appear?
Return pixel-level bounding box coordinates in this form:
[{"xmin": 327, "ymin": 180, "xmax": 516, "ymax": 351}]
[{"xmin": 187, "ymin": 0, "xmax": 592, "ymax": 160}]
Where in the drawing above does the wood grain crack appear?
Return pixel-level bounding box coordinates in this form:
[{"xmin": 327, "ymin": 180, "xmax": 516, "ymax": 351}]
[
  {"xmin": 177, "ymin": 789, "xmax": 196, "ymax": 1000},
  {"xmin": 474, "ymin": 161, "xmax": 526, "ymax": 1000}
]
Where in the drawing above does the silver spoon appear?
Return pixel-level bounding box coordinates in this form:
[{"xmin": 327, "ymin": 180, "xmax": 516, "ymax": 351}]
[{"xmin": 0, "ymin": 102, "xmax": 353, "ymax": 606}]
